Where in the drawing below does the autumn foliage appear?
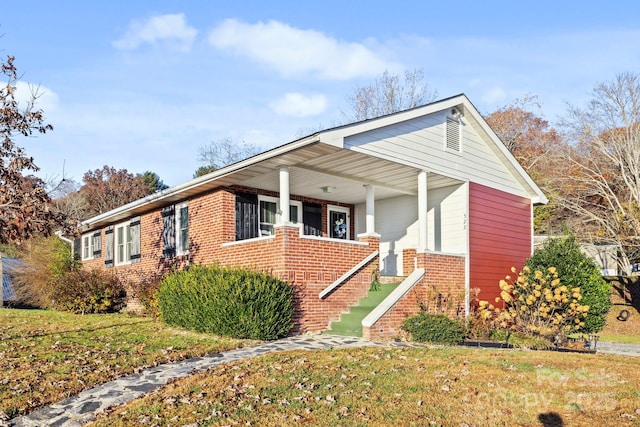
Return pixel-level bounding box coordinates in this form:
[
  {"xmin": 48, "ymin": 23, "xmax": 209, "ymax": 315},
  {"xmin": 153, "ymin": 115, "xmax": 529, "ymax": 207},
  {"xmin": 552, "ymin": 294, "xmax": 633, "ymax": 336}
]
[
  {"xmin": 0, "ymin": 55, "xmax": 63, "ymax": 244},
  {"xmin": 477, "ymin": 266, "xmax": 589, "ymax": 342}
]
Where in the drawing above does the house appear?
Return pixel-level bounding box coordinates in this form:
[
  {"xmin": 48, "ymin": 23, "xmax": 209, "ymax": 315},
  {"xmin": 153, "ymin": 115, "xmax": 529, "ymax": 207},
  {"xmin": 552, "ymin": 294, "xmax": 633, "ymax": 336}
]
[
  {"xmin": 79, "ymin": 94, "xmax": 546, "ymax": 340},
  {"xmin": 1, "ymin": 256, "xmax": 19, "ymax": 306}
]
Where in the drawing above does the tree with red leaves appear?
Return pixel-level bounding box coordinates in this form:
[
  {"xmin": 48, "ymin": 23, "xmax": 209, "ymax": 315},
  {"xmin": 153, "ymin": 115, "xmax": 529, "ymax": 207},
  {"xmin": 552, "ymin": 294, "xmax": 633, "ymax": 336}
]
[{"xmin": 0, "ymin": 55, "xmax": 63, "ymax": 244}]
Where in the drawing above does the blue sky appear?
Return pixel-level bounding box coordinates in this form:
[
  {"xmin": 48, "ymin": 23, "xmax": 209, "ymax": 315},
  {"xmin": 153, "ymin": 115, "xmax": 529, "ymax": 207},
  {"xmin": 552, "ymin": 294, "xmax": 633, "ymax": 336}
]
[{"xmin": 3, "ymin": 1, "xmax": 640, "ymax": 187}]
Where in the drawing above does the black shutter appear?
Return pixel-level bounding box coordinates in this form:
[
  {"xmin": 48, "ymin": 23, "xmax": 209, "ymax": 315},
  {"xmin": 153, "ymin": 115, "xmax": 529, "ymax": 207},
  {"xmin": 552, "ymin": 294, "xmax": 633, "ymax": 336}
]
[
  {"xmin": 130, "ymin": 217, "xmax": 141, "ymax": 263},
  {"xmin": 303, "ymin": 203, "xmax": 322, "ymax": 236},
  {"xmin": 73, "ymin": 237, "xmax": 82, "ymax": 261},
  {"xmin": 104, "ymin": 226, "xmax": 114, "ymax": 268},
  {"xmin": 92, "ymin": 231, "xmax": 102, "ymax": 258},
  {"xmin": 235, "ymin": 193, "xmax": 258, "ymax": 241},
  {"xmin": 162, "ymin": 206, "xmax": 176, "ymax": 258}
]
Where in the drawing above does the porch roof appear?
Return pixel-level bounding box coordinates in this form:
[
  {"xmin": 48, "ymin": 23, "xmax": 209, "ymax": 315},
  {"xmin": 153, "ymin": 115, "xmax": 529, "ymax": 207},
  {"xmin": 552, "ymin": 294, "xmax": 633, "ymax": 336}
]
[{"xmin": 81, "ymin": 137, "xmax": 459, "ymax": 231}]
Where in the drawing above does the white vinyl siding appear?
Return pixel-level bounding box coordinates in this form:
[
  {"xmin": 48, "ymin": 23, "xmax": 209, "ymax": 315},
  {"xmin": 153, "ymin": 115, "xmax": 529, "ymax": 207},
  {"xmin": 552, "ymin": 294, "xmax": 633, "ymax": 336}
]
[
  {"xmin": 355, "ymin": 184, "xmax": 467, "ymax": 276},
  {"xmin": 344, "ymin": 112, "xmax": 527, "ymax": 198}
]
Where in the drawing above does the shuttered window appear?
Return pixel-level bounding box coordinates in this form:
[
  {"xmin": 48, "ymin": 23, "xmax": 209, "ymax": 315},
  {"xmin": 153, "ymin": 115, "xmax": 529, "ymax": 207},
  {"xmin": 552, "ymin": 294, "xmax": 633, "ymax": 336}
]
[
  {"xmin": 104, "ymin": 226, "xmax": 114, "ymax": 268},
  {"xmin": 92, "ymin": 231, "xmax": 102, "ymax": 258},
  {"xmin": 130, "ymin": 217, "xmax": 141, "ymax": 263},
  {"xmin": 446, "ymin": 117, "xmax": 461, "ymax": 152},
  {"xmin": 235, "ymin": 193, "xmax": 258, "ymax": 241},
  {"xmin": 162, "ymin": 206, "xmax": 176, "ymax": 258}
]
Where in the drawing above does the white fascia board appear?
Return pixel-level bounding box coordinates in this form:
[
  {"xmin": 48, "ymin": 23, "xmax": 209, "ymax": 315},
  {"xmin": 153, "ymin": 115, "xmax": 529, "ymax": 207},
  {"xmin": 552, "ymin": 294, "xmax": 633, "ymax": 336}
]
[{"xmin": 81, "ymin": 134, "xmax": 321, "ymax": 228}]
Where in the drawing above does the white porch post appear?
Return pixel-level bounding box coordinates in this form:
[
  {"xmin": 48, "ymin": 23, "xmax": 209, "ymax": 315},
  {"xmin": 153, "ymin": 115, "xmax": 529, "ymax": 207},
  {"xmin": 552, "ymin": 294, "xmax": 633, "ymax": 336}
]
[
  {"xmin": 364, "ymin": 184, "xmax": 375, "ymax": 235},
  {"xmin": 279, "ymin": 166, "xmax": 290, "ymax": 224},
  {"xmin": 418, "ymin": 170, "xmax": 428, "ymax": 253}
]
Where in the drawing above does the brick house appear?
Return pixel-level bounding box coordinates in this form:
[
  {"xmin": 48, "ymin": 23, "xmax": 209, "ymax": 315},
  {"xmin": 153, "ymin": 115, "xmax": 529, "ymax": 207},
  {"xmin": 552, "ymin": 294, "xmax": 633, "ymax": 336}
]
[{"xmin": 79, "ymin": 94, "xmax": 546, "ymax": 340}]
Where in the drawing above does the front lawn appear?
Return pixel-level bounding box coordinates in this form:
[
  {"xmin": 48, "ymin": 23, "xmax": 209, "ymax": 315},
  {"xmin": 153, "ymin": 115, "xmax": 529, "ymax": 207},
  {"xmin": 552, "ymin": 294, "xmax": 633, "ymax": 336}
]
[
  {"xmin": 91, "ymin": 346, "xmax": 640, "ymax": 426},
  {"xmin": 0, "ymin": 309, "xmax": 257, "ymax": 419}
]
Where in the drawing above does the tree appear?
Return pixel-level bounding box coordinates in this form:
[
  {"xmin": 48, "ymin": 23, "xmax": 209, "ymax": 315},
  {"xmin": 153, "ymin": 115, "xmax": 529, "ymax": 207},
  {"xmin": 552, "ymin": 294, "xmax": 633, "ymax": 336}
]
[
  {"xmin": 79, "ymin": 166, "xmax": 152, "ymax": 217},
  {"xmin": 139, "ymin": 170, "xmax": 168, "ymax": 193},
  {"xmin": 485, "ymin": 95, "xmax": 563, "ymax": 175},
  {"xmin": 0, "ymin": 55, "xmax": 63, "ymax": 244},
  {"xmin": 485, "ymin": 96, "xmax": 566, "ymax": 234},
  {"xmin": 557, "ymin": 72, "xmax": 640, "ymax": 272},
  {"xmin": 195, "ymin": 137, "xmax": 261, "ymax": 176},
  {"xmin": 526, "ymin": 236, "xmax": 611, "ymax": 333},
  {"xmin": 341, "ymin": 68, "xmax": 438, "ymax": 122}
]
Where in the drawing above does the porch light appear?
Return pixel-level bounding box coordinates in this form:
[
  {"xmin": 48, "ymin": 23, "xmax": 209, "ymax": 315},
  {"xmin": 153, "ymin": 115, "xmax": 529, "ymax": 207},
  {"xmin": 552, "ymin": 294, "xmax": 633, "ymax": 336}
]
[{"xmin": 321, "ymin": 186, "xmax": 335, "ymax": 193}]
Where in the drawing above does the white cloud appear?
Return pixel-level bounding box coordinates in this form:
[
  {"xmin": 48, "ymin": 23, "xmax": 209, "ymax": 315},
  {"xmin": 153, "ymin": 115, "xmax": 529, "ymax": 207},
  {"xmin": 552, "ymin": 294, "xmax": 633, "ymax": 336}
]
[
  {"xmin": 113, "ymin": 13, "xmax": 197, "ymax": 52},
  {"xmin": 208, "ymin": 19, "xmax": 398, "ymax": 80},
  {"xmin": 14, "ymin": 81, "xmax": 59, "ymax": 113},
  {"xmin": 269, "ymin": 93, "xmax": 328, "ymax": 117}
]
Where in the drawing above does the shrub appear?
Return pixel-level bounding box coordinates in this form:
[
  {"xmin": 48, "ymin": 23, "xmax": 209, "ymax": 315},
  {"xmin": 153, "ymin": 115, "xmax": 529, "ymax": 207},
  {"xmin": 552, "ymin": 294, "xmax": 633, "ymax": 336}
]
[
  {"xmin": 133, "ymin": 273, "xmax": 163, "ymax": 317},
  {"xmin": 401, "ymin": 312, "xmax": 465, "ymax": 345},
  {"xmin": 13, "ymin": 236, "xmax": 79, "ymax": 308},
  {"xmin": 526, "ymin": 236, "xmax": 611, "ymax": 332},
  {"xmin": 52, "ymin": 269, "xmax": 126, "ymax": 314},
  {"xmin": 478, "ymin": 266, "xmax": 589, "ymax": 341},
  {"xmin": 158, "ymin": 265, "xmax": 293, "ymax": 340}
]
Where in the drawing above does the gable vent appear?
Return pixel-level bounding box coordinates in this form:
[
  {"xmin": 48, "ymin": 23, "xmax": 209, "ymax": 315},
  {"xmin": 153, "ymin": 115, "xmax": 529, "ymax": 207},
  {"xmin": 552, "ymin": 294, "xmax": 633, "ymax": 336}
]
[{"xmin": 446, "ymin": 117, "xmax": 461, "ymax": 152}]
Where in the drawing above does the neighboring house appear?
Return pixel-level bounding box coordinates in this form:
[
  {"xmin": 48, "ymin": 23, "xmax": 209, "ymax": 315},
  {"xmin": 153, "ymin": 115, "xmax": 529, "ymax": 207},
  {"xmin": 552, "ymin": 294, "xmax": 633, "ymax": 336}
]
[
  {"xmin": 1, "ymin": 256, "xmax": 19, "ymax": 306},
  {"xmin": 79, "ymin": 94, "xmax": 546, "ymax": 340},
  {"xmin": 533, "ymin": 236, "xmax": 622, "ymax": 277}
]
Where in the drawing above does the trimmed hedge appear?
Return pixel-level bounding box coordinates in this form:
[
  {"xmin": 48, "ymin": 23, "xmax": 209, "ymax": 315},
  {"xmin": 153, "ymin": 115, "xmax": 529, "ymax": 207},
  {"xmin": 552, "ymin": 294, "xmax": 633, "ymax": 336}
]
[
  {"xmin": 401, "ymin": 312, "xmax": 465, "ymax": 345},
  {"xmin": 158, "ymin": 265, "xmax": 293, "ymax": 340}
]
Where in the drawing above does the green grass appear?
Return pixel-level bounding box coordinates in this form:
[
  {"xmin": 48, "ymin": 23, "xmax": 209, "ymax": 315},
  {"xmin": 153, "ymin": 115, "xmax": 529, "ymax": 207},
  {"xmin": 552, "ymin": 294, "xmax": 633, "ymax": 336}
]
[
  {"xmin": 90, "ymin": 346, "xmax": 640, "ymax": 427},
  {"xmin": 327, "ymin": 283, "xmax": 398, "ymax": 337},
  {"xmin": 0, "ymin": 309, "xmax": 257, "ymax": 419}
]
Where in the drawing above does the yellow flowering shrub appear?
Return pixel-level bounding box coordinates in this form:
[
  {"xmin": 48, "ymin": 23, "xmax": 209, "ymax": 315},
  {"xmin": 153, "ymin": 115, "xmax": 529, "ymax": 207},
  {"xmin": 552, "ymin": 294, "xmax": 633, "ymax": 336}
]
[{"xmin": 477, "ymin": 266, "xmax": 590, "ymax": 339}]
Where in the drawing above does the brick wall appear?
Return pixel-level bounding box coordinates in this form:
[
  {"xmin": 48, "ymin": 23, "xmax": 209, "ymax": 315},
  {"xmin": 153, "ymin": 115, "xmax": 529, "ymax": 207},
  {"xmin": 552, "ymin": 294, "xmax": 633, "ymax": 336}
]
[
  {"xmin": 363, "ymin": 252, "xmax": 465, "ymax": 341},
  {"xmin": 81, "ymin": 186, "xmax": 377, "ymax": 332}
]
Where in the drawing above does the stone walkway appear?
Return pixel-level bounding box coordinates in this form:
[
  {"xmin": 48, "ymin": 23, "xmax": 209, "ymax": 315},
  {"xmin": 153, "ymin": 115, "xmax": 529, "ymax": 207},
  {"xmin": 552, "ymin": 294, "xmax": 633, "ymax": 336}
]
[
  {"xmin": 11, "ymin": 334, "xmax": 403, "ymax": 427},
  {"xmin": 10, "ymin": 336, "xmax": 640, "ymax": 427}
]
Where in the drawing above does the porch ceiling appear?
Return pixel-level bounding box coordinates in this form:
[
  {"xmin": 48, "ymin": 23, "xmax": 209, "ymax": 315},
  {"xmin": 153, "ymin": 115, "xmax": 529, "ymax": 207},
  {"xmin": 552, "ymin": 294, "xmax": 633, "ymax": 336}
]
[
  {"xmin": 233, "ymin": 143, "xmax": 460, "ymax": 204},
  {"xmin": 82, "ymin": 142, "xmax": 462, "ymax": 230}
]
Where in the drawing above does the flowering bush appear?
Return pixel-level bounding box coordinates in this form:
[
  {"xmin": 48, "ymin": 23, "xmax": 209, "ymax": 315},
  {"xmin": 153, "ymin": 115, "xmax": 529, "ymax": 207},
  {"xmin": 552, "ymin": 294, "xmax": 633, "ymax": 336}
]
[{"xmin": 477, "ymin": 266, "xmax": 590, "ymax": 340}]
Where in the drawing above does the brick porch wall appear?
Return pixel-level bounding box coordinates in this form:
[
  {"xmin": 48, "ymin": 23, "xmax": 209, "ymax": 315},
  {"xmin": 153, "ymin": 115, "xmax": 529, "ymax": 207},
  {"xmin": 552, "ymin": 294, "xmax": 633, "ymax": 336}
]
[
  {"xmin": 363, "ymin": 252, "xmax": 466, "ymax": 341},
  {"xmin": 82, "ymin": 187, "xmax": 378, "ymax": 333}
]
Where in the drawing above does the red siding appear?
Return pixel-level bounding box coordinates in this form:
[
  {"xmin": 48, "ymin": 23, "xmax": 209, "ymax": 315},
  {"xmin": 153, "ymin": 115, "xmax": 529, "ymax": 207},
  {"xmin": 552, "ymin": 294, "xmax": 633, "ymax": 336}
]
[{"xmin": 469, "ymin": 182, "xmax": 532, "ymax": 303}]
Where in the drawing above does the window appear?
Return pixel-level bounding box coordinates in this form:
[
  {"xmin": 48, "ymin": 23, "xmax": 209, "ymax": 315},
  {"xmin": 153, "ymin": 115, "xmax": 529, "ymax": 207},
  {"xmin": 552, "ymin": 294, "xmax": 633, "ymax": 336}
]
[
  {"xmin": 114, "ymin": 217, "xmax": 140, "ymax": 265},
  {"xmin": 82, "ymin": 234, "xmax": 92, "ymax": 260},
  {"xmin": 258, "ymin": 196, "xmax": 302, "ymax": 236},
  {"xmin": 328, "ymin": 205, "xmax": 350, "ymax": 239},
  {"xmin": 176, "ymin": 203, "xmax": 189, "ymax": 255},
  {"xmin": 162, "ymin": 203, "xmax": 189, "ymax": 258},
  {"xmin": 235, "ymin": 193, "xmax": 303, "ymax": 240},
  {"xmin": 445, "ymin": 116, "xmax": 461, "ymax": 152},
  {"xmin": 81, "ymin": 231, "xmax": 101, "ymax": 260}
]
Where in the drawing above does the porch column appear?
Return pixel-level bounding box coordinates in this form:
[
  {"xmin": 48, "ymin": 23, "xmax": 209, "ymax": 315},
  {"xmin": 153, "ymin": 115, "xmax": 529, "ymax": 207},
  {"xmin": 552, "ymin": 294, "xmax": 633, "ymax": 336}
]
[
  {"xmin": 279, "ymin": 166, "xmax": 290, "ymax": 224},
  {"xmin": 365, "ymin": 184, "xmax": 375, "ymax": 235},
  {"xmin": 418, "ymin": 170, "xmax": 428, "ymax": 253}
]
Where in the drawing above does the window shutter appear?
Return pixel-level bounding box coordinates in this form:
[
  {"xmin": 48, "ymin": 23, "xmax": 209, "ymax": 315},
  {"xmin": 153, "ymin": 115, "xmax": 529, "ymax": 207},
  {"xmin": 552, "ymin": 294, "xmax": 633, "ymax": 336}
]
[
  {"xmin": 92, "ymin": 231, "xmax": 102, "ymax": 258},
  {"xmin": 130, "ymin": 217, "xmax": 141, "ymax": 263},
  {"xmin": 162, "ymin": 206, "xmax": 176, "ymax": 258},
  {"xmin": 73, "ymin": 237, "xmax": 82, "ymax": 261},
  {"xmin": 446, "ymin": 117, "xmax": 461, "ymax": 152},
  {"xmin": 235, "ymin": 193, "xmax": 258, "ymax": 240},
  {"xmin": 104, "ymin": 226, "xmax": 114, "ymax": 268}
]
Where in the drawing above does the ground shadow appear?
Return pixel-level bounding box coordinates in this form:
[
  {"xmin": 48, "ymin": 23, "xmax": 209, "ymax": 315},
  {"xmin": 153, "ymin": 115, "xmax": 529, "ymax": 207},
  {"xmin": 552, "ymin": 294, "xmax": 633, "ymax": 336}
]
[
  {"xmin": 611, "ymin": 276, "xmax": 640, "ymax": 313},
  {"xmin": 538, "ymin": 412, "xmax": 563, "ymax": 426},
  {"xmin": 1, "ymin": 318, "xmax": 152, "ymax": 341}
]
